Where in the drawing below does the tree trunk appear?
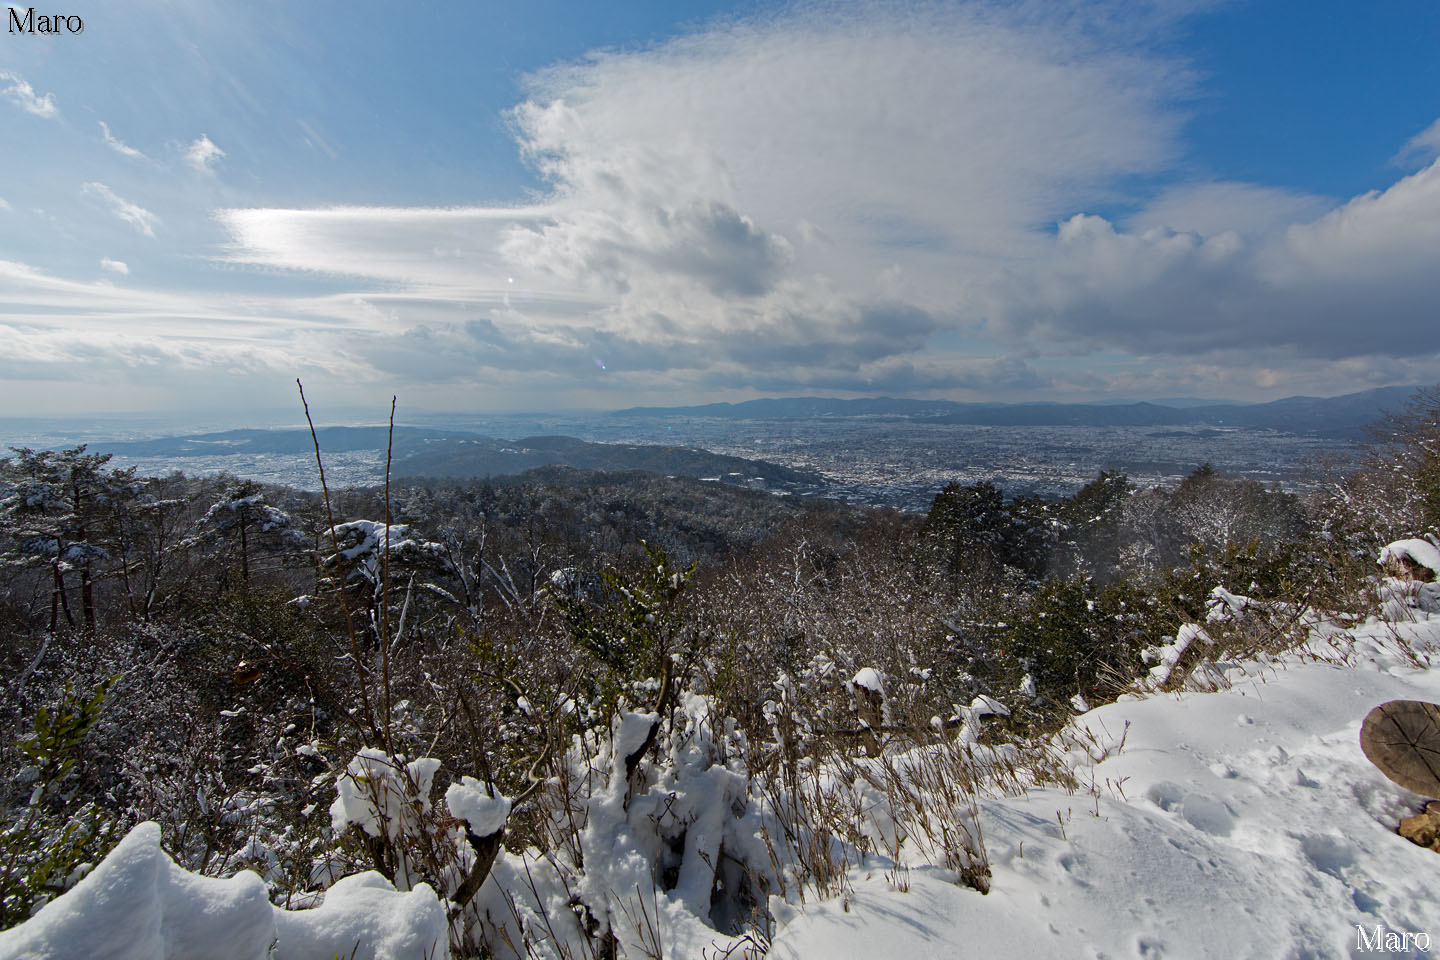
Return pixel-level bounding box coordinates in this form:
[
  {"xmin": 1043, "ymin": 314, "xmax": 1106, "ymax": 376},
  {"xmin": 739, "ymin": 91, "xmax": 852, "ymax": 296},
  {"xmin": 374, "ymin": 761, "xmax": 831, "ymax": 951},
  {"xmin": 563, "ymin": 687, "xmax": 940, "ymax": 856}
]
[
  {"xmin": 51, "ymin": 561, "xmax": 74, "ymax": 630},
  {"xmin": 81, "ymin": 567, "xmax": 95, "ymax": 632},
  {"xmin": 240, "ymin": 517, "xmax": 250, "ymax": 585}
]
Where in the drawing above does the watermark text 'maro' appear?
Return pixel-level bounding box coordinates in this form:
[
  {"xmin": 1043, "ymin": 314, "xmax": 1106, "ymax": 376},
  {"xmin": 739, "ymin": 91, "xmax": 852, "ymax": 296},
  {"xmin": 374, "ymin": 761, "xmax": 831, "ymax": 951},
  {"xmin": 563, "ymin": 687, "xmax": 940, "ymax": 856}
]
[{"xmin": 8, "ymin": 8, "xmax": 84, "ymax": 34}]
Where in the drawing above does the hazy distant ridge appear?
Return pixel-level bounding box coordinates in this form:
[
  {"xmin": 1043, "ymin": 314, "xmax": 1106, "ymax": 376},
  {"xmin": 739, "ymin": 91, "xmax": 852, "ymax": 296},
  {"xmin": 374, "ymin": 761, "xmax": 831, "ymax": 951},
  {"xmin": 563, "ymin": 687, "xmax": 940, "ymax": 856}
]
[{"xmin": 613, "ymin": 386, "xmax": 1420, "ymax": 436}]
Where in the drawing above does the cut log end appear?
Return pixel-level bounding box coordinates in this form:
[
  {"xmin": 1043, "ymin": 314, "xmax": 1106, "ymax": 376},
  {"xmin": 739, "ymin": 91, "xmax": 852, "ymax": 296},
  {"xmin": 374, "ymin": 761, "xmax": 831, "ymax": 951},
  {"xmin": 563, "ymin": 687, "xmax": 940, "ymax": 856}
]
[{"xmin": 1360, "ymin": 700, "xmax": 1440, "ymax": 799}]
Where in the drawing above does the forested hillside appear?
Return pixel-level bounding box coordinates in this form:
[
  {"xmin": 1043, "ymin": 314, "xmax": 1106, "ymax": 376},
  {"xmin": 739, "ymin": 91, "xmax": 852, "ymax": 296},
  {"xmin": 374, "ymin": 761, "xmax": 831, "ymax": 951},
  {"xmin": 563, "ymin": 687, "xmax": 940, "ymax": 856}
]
[{"xmin": 2, "ymin": 388, "xmax": 1438, "ymax": 957}]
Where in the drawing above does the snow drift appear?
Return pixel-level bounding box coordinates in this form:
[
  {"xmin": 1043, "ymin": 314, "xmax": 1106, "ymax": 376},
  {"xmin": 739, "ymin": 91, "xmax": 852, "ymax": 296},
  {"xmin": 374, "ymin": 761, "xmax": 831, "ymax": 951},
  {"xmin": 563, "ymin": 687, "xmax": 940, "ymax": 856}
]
[{"xmin": 0, "ymin": 823, "xmax": 446, "ymax": 960}]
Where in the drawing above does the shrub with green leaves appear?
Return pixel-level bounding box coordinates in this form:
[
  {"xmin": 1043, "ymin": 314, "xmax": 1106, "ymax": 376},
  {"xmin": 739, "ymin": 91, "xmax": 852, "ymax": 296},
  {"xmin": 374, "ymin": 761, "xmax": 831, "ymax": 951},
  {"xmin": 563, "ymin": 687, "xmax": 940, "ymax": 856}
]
[
  {"xmin": 989, "ymin": 575, "xmax": 1175, "ymax": 729},
  {"xmin": 1, "ymin": 677, "xmax": 119, "ymax": 929},
  {"xmin": 547, "ymin": 541, "xmax": 703, "ymax": 706}
]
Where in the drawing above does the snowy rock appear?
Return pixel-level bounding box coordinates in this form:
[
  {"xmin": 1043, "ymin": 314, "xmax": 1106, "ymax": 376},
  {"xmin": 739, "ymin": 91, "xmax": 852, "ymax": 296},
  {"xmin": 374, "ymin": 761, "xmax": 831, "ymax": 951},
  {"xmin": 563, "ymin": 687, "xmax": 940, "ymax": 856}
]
[
  {"xmin": 1377, "ymin": 577, "xmax": 1440, "ymax": 616},
  {"xmin": 969, "ymin": 694, "xmax": 1010, "ymax": 718},
  {"xmin": 1142, "ymin": 623, "xmax": 1214, "ymax": 689},
  {"xmin": 953, "ymin": 695, "xmax": 1011, "ymax": 743},
  {"xmin": 1205, "ymin": 586, "xmax": 1256, "ymax": 623}
]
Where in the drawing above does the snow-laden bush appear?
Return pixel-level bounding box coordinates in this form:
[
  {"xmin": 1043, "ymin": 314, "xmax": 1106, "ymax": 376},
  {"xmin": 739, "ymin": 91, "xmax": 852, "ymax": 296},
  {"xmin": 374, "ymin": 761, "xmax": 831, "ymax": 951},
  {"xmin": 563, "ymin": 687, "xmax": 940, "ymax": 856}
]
[
  {"xmin": 327, "ymin": 521, "xmax": 447, "ymax": 585},
  {"xmin": 331, "ymin": 750, "xmax": 450, "ymax": 892},
  {"xmin": 1378, "ymin": 537, "xmax": 1440, "ymax": 618},
  {"xmin": 465, "ymin": 692, "xmax": 773, "ymax": 958},
  {"xmin": 317, "ymin": 681, "xmax": 777, "ymax": 959}
]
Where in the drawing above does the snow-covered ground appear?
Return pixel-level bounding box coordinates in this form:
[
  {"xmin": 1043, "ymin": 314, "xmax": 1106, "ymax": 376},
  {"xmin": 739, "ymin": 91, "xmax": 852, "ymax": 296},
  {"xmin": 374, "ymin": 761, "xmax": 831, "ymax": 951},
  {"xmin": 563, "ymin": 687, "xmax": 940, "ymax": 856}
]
[
  {"xmin": 772, "ymin": 614, "xmax": 1440, "ymax": 959},
  {"xmin": 6, "ymin": 593, "xmax": 1440, "ymax": 959}
]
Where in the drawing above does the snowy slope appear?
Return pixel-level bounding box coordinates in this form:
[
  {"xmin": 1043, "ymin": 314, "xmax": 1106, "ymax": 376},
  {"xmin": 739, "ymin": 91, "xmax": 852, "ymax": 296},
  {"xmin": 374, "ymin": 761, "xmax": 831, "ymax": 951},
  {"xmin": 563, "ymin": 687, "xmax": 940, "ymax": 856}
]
[
  {"xmin": 5, "ymin": 605, "xmax": 1440, "ymax": 959},
  {"xmin": 770, "ymin": 616, "xmax": 1440, "ymax": 959}
]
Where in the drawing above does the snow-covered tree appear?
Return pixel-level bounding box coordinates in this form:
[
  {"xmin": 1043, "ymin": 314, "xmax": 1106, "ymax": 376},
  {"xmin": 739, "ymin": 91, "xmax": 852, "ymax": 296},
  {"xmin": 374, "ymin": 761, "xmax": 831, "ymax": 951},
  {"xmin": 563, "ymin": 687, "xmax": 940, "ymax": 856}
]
[
  {"xmin": 0, "ymin": 446, "xmax": 137, "ymax": 632},
  {"xmin": 196, "ymin": 481, "xmax": 298, "ymax": 585}
]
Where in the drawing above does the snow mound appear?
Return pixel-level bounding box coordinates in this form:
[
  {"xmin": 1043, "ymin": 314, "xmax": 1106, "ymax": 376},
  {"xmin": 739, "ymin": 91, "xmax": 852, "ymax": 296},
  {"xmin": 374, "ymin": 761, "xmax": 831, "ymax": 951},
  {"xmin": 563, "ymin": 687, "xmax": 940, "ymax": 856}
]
[
  {"xmin": 0, "ymin": 822, "xmax": 446, "ymax": 960},
  {"xmin": 0, "ymin": 822, "xmax": 273, "ymax": 960},
  {"xmin": 271, "ymin": 871, "xmax": 446, "ymax": 960},
  {"xmin": 1381, "ymin": 538, "xmax": 1440, "ymax": 578}
]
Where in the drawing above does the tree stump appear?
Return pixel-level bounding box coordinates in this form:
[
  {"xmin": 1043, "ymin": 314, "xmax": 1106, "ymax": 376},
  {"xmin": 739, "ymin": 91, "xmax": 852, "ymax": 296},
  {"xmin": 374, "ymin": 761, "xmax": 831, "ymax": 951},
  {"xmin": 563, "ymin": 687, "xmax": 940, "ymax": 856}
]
[{"xmin": 1360, "ymin": 700, "xmax": 1440, "ymax": 798}]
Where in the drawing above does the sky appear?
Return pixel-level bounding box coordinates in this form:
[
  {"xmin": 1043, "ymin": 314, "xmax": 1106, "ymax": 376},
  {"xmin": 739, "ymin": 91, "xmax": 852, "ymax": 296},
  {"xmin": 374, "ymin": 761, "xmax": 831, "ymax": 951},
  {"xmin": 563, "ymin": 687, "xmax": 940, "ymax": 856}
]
[{"xmin": 2, "ymin": 0, "xmax": 1439, "ymax": 420}]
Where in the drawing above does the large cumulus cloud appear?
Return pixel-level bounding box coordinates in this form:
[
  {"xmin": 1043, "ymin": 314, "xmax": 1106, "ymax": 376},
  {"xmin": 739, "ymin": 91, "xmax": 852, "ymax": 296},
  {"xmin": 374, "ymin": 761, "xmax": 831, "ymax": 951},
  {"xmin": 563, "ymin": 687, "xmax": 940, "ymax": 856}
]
[
  {"xmin": 209, "ymin": 0, "xmax": 1186, "ymax": 397},
  {"xmin": 982, "ymin": 159, "xmax": 1440, "ymax": 360}
]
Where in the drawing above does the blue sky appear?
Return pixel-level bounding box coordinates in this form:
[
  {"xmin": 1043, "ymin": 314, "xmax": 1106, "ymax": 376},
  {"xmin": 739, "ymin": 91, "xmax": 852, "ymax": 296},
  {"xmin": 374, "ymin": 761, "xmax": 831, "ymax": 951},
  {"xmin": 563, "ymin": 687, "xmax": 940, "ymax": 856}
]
[{"xmin": 2, "ymin": 0, "xmax": 1439, "ymax": 419}]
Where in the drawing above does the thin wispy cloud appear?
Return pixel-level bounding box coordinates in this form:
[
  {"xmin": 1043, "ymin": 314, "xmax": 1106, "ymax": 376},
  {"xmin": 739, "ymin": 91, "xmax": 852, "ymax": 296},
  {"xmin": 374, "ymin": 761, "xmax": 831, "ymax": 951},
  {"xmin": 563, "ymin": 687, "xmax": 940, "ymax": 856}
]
[
  {"xmin": 0, "ymin": 257, "xmax": 377, "ymax": 416},
  {"xmin": 1396, "ymin": 118, "xmax": 1440, "ymax": 166},
  {"xmin": 1124, "ymin": 182, "xmax": 1333, "ymax": 239},
  {"xmin": 183, "ymin": 134, "xmax": 225, "ymax": 173},
  {"xmin": 99, "ymin": 121, "xmax": 148, "ymax": 160},
  {"xmin": 297, "ymin": 118, "xmax": 339, "ymax": 161},
  {"xmin": 99, "ymin": 258, "xmax": 129, "ymax": 275},
  {"xmin": 81, "ymin": 182, "xmax": 159, "ymax": 237},
  {"xmin": 0, "ymin": 70, "xmax": 58, "ymax": 118},
  {"xmin": 0, "ymin": 196, "xmax": 12, "ymax": 212}
]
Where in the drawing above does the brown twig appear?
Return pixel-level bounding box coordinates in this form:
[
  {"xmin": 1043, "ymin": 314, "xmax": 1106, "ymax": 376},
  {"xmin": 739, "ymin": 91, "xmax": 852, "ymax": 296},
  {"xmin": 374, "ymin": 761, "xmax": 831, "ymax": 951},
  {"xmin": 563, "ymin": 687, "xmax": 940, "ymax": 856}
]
[{"xmin": 298, "ymin": 379, "xmax": 378, "ymax": 743}]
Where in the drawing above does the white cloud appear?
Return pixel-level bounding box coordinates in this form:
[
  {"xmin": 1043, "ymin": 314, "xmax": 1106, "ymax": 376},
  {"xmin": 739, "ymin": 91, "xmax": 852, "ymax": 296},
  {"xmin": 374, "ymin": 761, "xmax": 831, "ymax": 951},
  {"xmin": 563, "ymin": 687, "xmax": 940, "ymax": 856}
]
[
  {"xmin": 216, "ymin": 2, "xmax": 1187, "ymax": 394},
  {"xmin": 977, "ymin": 157, "xmax": 1440, "ymax": 360},
  {"xmin": 216, "ymin": 205, "xmax": 557, "ymax": 289},
  {"xmin": 1125, "ymin": 182, "xmax": 1332, "ymax": 239},
  {"xmin": 0, "ymin": 70, "xmax": 58, "ymax": 118},
  {"xmin": 81, "ymin": 182, "xmax": 158, "ymax": 237},
  {"xmin": 0, "ymin": 196, "xmax": 11, "ymax": 212},
  {"xmin": 12, "ymin": 4, "xmax": 1440, "ymax": 409},
  {"xmin": 184, "ymin": 134, "xmax": 225, "ymax": 173},
  {"xmin": 99, "ymin": 258, "xmax": 129, "ymax": 275},
  {"xmin": 99, "ymin": 121, "xmax": 147, "ymax": 160},
  {"xmin": 0, "ymin": 260, "xmax": 367, "ymax": 385},
  {"xmin": 1395, "ymin": 117, "xmax": 1440, "ymax": 166}
]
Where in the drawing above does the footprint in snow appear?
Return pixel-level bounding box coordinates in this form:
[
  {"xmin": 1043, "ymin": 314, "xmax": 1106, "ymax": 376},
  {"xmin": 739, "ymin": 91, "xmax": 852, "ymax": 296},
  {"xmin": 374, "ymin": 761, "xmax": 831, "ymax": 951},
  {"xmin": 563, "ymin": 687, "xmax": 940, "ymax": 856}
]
[
  {"xmin": 1145, "ymin": 780, "xmax": 1184, "ymax": 812},
  {"xmin": 1299, "ymin": 833, "xmax": 1356, "ymax": 880},
  {"xmin": 1181, "ymin": 794, "xmax": 1236, "ymax": 836},
  {"xmin": 1145, "ymin": 781, "xmax": 1236, "ymax": 836},
  {"xmin": 1136, "ymin": 934, "xmax": 1166, "ymax": 957}
]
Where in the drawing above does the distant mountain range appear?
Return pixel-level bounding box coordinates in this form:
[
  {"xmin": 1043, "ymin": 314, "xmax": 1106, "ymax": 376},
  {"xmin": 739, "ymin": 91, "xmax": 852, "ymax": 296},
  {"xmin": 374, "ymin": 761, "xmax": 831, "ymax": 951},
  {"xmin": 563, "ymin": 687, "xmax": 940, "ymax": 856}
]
[
  {"xmin": 94, "ymin": 427, "xmax": 824, "ymax": 488},
  {"xmin": 613, "ymin": 385, "xmax": 1420, "ymax": 437},
  {"xmin": 389, "ymin": 434, "xmax": 822, "ymax": 486}
]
